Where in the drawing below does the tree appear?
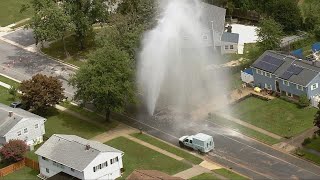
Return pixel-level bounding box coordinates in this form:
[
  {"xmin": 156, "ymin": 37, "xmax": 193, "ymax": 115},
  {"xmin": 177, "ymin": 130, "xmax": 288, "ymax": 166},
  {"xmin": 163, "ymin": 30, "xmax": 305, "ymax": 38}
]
[
  {"xmin": 256, "ymin": 18, "xmax": 283, "ymax": 51},
  {"xmin": 226, "ymin": 0, "xmax": 235, "ymax": 20},
  {"xmin": 8, "ymin": 86, "xmax": 18, "ymax": 101},
  {"xmin": 0, "ymin": 140, "xmax": 28, "ymax": 163},
  {"xmin": 28, "ymin": 0, "xmax": 74, "ymax": 57},
  {"xmin": 70, "ymin": 45, "xmax": 135, "ymax": 121},
  {"xmin": 19, "ymin": 74, "xmax": 65, "ymax": 113},
  {"xmin": 314, "ymin": 103, "xmax": 320, "ymax": 130},
  {"xmin": 298, "ymin": 95, "xmax": 310, "ymax": 108}
]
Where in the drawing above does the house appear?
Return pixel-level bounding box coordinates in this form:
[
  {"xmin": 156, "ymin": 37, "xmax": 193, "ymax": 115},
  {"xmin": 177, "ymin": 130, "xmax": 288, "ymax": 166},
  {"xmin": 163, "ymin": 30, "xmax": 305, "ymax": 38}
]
[
  {"xmin": 126, "ymin": 170, "xmax": 184, "ymax": 180},
  {"xmin": 0, "ymin": 103, "xmax": 46, "ymax": 146},
  {"xmin": 199, "ymin": 3, "xmax": 239, "ymax": 54},
  {"xmin": 251, "ymin": 51, "xmax": 320, "ymax": 100},
  {"xmin": 35, "ymin": 134, "xmax": 124, "ymax": 180}
]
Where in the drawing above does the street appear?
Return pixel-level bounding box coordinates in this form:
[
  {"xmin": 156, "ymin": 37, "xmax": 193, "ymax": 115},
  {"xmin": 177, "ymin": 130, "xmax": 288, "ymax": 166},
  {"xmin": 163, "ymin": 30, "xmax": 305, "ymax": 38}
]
[{"xmin": 1, "ymin": 30, "xmax": 320, "ymax": 179}]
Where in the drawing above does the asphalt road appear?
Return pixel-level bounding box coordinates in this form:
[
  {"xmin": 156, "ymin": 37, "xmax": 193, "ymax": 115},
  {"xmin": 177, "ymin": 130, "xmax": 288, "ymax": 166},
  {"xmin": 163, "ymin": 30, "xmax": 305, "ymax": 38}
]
[{"xmin": 1, "ymin": 31, "xmax": 320, "ymax": 179}]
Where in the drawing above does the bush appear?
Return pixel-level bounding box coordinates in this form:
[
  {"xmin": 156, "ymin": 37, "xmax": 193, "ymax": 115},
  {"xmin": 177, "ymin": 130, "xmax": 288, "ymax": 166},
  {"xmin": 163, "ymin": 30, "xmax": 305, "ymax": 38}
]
[
  {"xmin": 298, "ymin": 95, "xmax": 310, "ymax": 108},
  {"xmin": 315, "ymin": 25, "xmax": 320, "ymax": 41},
  {"xmin": 296, "ymin": 148, "xmax": 305, "ymax": 156},
  {"xmin": 302, "ymin": 137, "xmax": 312, "ymax": 146},
  {"xmin": 0, "ymin": 140, "xmax": 28, "ymax": 163}
]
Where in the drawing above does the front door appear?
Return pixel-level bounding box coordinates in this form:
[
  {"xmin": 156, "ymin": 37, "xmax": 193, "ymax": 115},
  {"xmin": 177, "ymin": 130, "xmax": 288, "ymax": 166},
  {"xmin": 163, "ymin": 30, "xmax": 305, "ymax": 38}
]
[{"xmin": 275, "ymin": 80, "xmax": 280, "ymax": 92}]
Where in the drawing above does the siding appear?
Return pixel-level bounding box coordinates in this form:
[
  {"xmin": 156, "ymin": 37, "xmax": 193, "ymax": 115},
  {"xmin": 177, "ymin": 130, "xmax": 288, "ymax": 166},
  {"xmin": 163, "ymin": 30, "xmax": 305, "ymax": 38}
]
[
  {"xmin": 307, "ymin": 74, "xmax": 320, "ymax": 98},
  {"xmin": 221, "ymin": 42, "xmax": 238, "ymax": 54},
  {"xmin": 276, "ymin": 78, "xmax": 307, "ymax": 97},
  {"xmin": 252, "ymin": 68, "xmax": 276, "ymax": 90}
]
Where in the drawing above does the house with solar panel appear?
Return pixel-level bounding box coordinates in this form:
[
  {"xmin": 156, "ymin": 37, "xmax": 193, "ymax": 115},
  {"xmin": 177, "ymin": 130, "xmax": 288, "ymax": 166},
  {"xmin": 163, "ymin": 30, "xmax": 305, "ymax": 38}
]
[{"xmin": 251, "ymin": 51, "xmax": 320, "ymax": 101}]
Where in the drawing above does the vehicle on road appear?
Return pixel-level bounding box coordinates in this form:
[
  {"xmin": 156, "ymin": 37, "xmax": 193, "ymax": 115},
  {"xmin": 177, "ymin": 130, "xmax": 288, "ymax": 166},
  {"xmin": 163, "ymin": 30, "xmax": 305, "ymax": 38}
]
[
  {"xmin": 179, "ymin": 133, "xmax": 214, "ymax": 153},
  {"xmin": 10, "ymin": 102, "xmax": 22, "ymax": 108}
]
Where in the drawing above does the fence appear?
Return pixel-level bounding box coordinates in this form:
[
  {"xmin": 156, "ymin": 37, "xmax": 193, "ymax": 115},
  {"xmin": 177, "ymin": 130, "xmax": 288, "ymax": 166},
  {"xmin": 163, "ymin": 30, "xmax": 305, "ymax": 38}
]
[{"xmin": 0, "ymin": 158, "xmax": 39, "ymax": 177}]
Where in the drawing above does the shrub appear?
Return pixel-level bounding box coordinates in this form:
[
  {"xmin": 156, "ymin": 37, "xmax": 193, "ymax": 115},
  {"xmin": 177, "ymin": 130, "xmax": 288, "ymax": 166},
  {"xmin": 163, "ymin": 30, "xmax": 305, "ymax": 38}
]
[
  {"xmin": 0, "ymin": 140, "xmax": 28, "ymax": 163},
  {"xmin": 298, "ymin": 95, "xmax": 310, "ymax": 108},
  {"xmin": 302, "ymin": 137, "xmax": 312, "ymax": 146}
]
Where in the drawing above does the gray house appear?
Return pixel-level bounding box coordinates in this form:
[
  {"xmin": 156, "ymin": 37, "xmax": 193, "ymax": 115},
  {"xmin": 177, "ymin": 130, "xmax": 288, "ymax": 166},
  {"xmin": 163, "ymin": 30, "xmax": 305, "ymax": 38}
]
[
  {"xmin": 0, "ymin": 103, "xmax": 46, "ymax": 146},
  {"xmin": 251, "ymin": 51, "xmax": 320, "ymax": 99},
  {"xmin": 220, "ymin": 32, "xmax": 239, "ymax": 54}
]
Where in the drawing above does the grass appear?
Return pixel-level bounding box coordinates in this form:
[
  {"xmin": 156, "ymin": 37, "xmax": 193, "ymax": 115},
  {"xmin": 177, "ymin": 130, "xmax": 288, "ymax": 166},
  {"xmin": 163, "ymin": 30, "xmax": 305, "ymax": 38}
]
[
  {"xmin": 44, "ymin": 108, "xmax": 107, "ymax": 139},
  {"xmin": 131, "ymin": 133, "xmax": 203, "ymax": 164},
  {"xmin": 42, "ymin": 34, "xmax": 96, "ymax": 67},
  {"xmin": 228, "ymin": 97, "xmax": 317, "ymax": 137},
  {"xmin": 229, "ymin": 72, "xmax": 242, "ymax": 91},
  {"xmin": 305, "ymin": 137, "xmax": 320, "ymax": 152},
  {"xmin": 105, "ymin": 136, "xmax": 191, "ymax": 179},
  {"xmin": 11, "ymin": 19, "xmax": 31, "ymax": 29},
  {"xmin": 296, "ymin": 148, "xmax": 320, "ymax": 165},
  {"xmin": 25, "ymin": 143, "xmax": 42, "ymax": 161},
  {"xmin": 210, "ymin": 114, "xmax": 280, "ymax": 145},
  {"xmin": 190, "ymin": 173, "xmax": 220, "ymax": 180},
  {"xmin": 2, "ymin": 167, "xmax": 38, "ymax": 180},
  {"xmin": 213, "ymin": 168, "xmax": 248, "ymax": 180},
  {"xmin": 0, "ymin": 0, "xmax": 32, "ymax": 27},
  {"xmin": 290, "ymin": 35, "xmax": 317, "ymax": 57},
  {"xmin": 0, "ymin": 75, "xmax": 20, "ymax": 87},
  {"xmin": 0, "ymin": 86, "xmax": 13, "ymax": 105}
]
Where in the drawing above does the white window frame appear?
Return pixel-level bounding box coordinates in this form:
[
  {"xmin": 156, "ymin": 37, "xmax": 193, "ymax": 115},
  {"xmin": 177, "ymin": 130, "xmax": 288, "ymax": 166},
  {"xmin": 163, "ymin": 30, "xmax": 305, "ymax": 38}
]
[
  {"xmin": 265, "ymin": 83, "xmax": 272, "ymax": 90},
  {"xmin": 46, "ymin": 168, "xmax": 49, "ymax": 173},
  {"xmin": 203, "ymin": 35, "xmax": 208, "ymax": 40},
  {"xmin": 296, "ymin": 85, "xmax": 303, "ymax": 91},
  {"xmin": 283, "ymin": 80, "xmax": 289, "ymax": 86},
  {"xmin": 311, "ymin": 83, "xmax": 319, "ymax": 90},
  {"xmin": 225, "ymin": 45, "xmax": 229, "ymax": 50},
  {"xmin": 265, "ymin": 72, "xmax": 271, "ymax": 78},
  {"xmin": 35, "ymin": 124, "xmax": 38, "ymax": 129},
  {"xmin": 256, "ymin": 69, "xmax": 262, "ymax": 75},
  {"xmin": 24, "ymin": 128, "xmax": 28, "ymax": 134},
  {"xmin": 230, "ymin": 45, "xmax": 234, "ymax": 49}
]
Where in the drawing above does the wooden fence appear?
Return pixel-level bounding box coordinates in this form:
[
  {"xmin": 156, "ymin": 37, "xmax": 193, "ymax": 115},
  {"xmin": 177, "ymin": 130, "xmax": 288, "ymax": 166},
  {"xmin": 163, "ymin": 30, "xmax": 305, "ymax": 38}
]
[{"xmin": 0, "ymin": 158, "xmax": 39, "ymax": 177}]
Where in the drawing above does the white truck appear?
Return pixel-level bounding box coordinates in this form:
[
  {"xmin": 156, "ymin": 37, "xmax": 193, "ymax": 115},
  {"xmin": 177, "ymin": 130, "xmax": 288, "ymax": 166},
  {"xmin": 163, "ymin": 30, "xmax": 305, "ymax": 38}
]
[{"xmin": 179, "ymin": 133, "xmax": 214, "ymax": 153}]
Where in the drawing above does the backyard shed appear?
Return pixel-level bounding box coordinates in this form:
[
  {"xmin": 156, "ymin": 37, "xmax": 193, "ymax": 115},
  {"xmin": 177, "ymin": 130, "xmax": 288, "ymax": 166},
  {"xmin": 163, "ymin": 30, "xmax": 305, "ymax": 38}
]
[{"xmin": 241, "ymin": 68, "xmax": 254, "ymax": 84}]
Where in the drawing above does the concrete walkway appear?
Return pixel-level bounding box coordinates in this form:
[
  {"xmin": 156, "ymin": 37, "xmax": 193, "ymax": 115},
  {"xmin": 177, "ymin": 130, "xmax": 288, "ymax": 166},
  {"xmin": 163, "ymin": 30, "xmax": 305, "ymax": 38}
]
[
  {"xmin": 173, "ymin": 165, "xmax": 211, "ymax": 179},
  {"xmin": 91, "ymin": 123, "xmax": 138, "ymax": 142},
  {"xmin": 216, "ymin": 112, "xmax": 282, "ymax": 140}
]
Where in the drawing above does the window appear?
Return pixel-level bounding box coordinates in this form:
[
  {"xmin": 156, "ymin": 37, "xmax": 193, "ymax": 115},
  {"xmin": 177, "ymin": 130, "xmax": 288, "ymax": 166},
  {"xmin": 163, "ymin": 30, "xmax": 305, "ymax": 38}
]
[
  {"xmin": 35, "ymin": 124, "xmax": 38, "ymax": 129},
  {"xmin": 265, "ymin": 84, "xmax": 272, "ymax": 90},
  {"xmin": 93, "ymin": 167, "xmax": 96, "ymax": 172},
  {"xmin": 256, "ymin": 69, "xmax": 263, "ymax": 75},
  {"xmin": 46, "ymin": 168, "xmax": 49, "ymax": 173},
  {"xmin": 225, "ymin": 45, "xmax": 229, "ymax": 50},
  {"xmin": 110, "ymin": 159, "xmax": 113, "ymax": 164},
  {"xmin": 296, "ymin": 85, "xmax": 303, "ymax": 91},
  {"xmin": 230, "ymin": 45, "xmax": 234, "ymax": 49},
  {"xmin": 190, "ymin": 140, "xmax": 193, "ymax": 143},
  {"xmin": 99, "ymin": 164, "xmax": 102, "ymax": 169},
  {"xmin": 265, "ymin": 72, "xmax": 271, "ymax": 78},
  {"xmin": 286, "ymin": 92, "xmax": 293, "ymax": 97},
  {"xmin": 71, "ymin": 168, "xmax": 74, "ymax": 172},
  {"xmin": 24, "ymin": 128, "xmax": 28, "ymax": 133},
  {"xmin": 311, "ymin": 83, "xmax": 319, "ymax": 90},
  {"xmin": 283, "ymin": 80, "xmax": 289, "ymax": 86},
  {"xmin": 17, "ymin": 131, "xmax": 21, "ymax": 136},
  {"xmin": 203, "ymin": 35, "xmax": 208, "ymax": 40},
  {"xmin": 105, "ymin": 161, "xmax": 108, "ymax": 167},
  {"xmin": 116, "ymin": 157, "xmax": 119, "ymax": 162}
]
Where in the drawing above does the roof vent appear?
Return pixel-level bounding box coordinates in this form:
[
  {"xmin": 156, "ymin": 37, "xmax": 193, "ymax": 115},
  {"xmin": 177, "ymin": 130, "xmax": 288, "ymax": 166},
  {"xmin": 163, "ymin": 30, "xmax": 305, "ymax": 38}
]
[
  {"xmin": 85, "ymin": 144, "xmax": 91, "ymax": 151},
  {"xmin": 8, "ymin": 111, "xmax": 13, "ymax": 117}
]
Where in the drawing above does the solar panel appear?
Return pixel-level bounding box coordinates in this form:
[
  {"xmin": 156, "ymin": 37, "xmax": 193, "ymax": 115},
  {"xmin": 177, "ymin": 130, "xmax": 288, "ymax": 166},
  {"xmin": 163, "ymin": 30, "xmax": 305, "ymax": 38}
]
[
  {"xmin": 287, "ymin": 65, "xmax": 303, "ymax": 75},
  {"xmin": 280, "ymin": 71, "xmax": 294, "ymax": 80},
  {"xmin": 255, "ymin": 61, "xmax": 278, "ymax": 73},
  {"xmin": 261, "ymin": 55, "xmax": 285, "ymax": 67}
]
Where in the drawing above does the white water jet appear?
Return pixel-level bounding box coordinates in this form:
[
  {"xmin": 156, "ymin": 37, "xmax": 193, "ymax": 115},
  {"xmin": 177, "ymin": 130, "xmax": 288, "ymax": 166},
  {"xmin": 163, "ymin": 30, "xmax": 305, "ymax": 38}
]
[{"xmin": 137, "ymin": 0, "xmax": 229, "ymax": 117}]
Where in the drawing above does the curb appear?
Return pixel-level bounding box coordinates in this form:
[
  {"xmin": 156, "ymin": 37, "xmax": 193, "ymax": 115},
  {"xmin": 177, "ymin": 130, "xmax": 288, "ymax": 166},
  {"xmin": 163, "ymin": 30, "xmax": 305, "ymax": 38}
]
[{"xmin": 37, "ymin": 49, "xmax": 79, "ymax": 70}]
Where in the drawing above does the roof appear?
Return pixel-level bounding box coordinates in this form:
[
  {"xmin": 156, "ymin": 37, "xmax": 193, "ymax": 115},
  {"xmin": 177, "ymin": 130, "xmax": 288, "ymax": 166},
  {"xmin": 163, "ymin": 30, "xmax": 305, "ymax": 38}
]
[
  {"xmin": 47, "ymin": 172, "xmax": 80, "ymax": 180},
  {"xmin": 35, "ymin": 134, "xmax": 123, "ymax": 171},
  {"xmin": 200, "ymin": 2, "xmax": 226, "ymax": 34},
  {"xmin": 221, "ymin": 32, "xmax": 239, "ymax": 43},
  {"xmin": 194, "ymin": 133, "xmax": 212, "ymax": 141},
  {"xmin": 126, "ymin": 170, "xmax": 184, "ymax": 180},
  {"xmin": 251, "ymin": 51, "xmax": 320, "ymax": 86},
  {"xmin": 0, "ymin": 103, "xmax": 46, "ymax": 136}
]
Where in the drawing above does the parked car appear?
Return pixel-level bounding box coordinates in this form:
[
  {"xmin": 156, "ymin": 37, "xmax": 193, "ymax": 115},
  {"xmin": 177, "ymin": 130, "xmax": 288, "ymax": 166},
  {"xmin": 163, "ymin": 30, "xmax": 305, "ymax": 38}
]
[
  {"xmin": 179, "ymin": 133, "xmax": 214, "ymax": 153},
  {"xmin": 10, "ymin": 102, "xmax": 22, "ymax": 108}
]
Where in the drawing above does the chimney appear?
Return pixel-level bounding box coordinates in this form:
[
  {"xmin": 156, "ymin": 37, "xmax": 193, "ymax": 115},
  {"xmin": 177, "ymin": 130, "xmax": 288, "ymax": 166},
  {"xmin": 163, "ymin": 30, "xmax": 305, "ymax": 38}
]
[
  {"xmin": 85, "ymin": 144, "xmax": 91, "ymax": 151},
  {"xmin": 8, "ymin": 111, "xmax": 13, "ymax": 117}
]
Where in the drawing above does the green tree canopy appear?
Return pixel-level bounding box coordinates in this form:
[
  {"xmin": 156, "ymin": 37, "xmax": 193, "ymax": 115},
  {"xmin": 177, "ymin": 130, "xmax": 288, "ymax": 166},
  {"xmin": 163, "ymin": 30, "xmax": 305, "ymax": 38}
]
[
  {"xmin": 256, "ymin": 18, "xmax": 283, "ymax": 51},
  {"xmin": 70, "ymin": 45, "xmax": 135, "ymax": 121}
]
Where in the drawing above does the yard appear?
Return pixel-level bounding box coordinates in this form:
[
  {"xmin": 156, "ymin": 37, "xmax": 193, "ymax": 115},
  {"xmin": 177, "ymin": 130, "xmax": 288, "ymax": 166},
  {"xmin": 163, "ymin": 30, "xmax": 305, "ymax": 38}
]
[
  {"xmin": 131, "ymin": 133, "xmax": 203, "ymax": 164},
  {"xmin": 190, "ymin": 173, "xmax": 220, "ymax": 180},
  {"xmin": 213, "ymin": 168, "xmax": 248, "ymax": 180},
  {"xmin": 105, "ymin": 136, "xmax": 191, "ymax": 179},
  {"xmin": 0, "ymin": 86, "xmax": 12, "ymax": 105},
  {"xmin": 2, "ymin": 167, "xmax": 38, "ymax": 180},
  {"xmin": 228, "ymin": 97, "xmax": 317, "ymax": 137},
  {"xmin": 0, "ymin": 0, "xmax": 32, "ymax": 27},
  {"xmin": 0, "ymin": 75, "xmax": 20, "ymax": 87}
]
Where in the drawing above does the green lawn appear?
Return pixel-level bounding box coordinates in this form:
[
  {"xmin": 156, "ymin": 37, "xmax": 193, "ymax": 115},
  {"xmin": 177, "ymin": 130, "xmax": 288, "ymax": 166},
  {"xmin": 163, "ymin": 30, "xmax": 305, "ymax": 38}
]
[
  {"xmin": 306, "ymin": 137, "xmax": 320, "ymax": 152},
  {"xmin": 189, "ymin": 173, "xmax": 220, "ymax": 180},
  {"xmin": 229, "ymin": 72, "xmax": 242, "ymax": 91},
  {"xmin": 0, "ymin": 86, "xmax": 13, "ymax": 105},
  {"xmin": 0, "ymin": 0, "xmax": 32, "ymax": 26},
  {"xmin": 228, "ymin": 97, "xmax": 317, "ymax": 137},
  {"xmin": 42, "ymin": 34, "xmax": 96, "ymax": 67},
  {"xmin": 210, "ymin": 114, "xmax": 280, "ymax": 145},
  {"xmin": 25, "ymin": 143, "xmax": 42, "ymax": 161},
  {"xmin": 213, "ymin": 168, "xmax": 248, "ymax": 180},
  {"xmin": 0, "ymin": 75, "xmax": 20, "ymax": 87},
  {"xmin": 131, "ymin": 133, "xmax": 203, "ymax": 164},
  {"xmin": 105, "ymin": 136, "xmax": 191, "ymax": 179},
  {"xmin": 296, "ymin": 148, "xmax": 320, "ymax": 165},
  {"xmin": 2, "ymin": 167, "xmax": 38, "ymax": 180},
  {"xmin": 44, "ymin": 108, "xmax": 107, "ymax": 139}
]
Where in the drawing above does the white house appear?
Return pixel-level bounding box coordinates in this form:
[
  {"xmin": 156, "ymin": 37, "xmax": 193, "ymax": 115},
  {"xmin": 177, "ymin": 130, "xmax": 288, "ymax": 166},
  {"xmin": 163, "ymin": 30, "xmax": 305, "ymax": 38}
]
[
  {"xmin": 35, "ymin": 134, "xmax": 124, "ymax": 180},
  {"xmin": 0, "ymin": 103, "xmax": 46, "ymax": 146},
  {"xmin": 220, "ymin": 32, "xmax": 239, "ymax": 54}
]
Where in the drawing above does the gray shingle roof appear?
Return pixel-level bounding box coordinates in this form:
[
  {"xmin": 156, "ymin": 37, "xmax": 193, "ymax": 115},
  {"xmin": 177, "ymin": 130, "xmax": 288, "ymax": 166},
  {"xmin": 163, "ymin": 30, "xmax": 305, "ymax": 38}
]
[
  {"xmin": 251, "ymin": 51, "xmax": 320, "ymax": 86},
  {"xmin": 0, "ymin": 103, "xmax": 46, "ymax": 136},
  {"xmin": 221, "ymin": 32, "xmax": 239, "ymax": 43},
  {"xmin": 35, "ymin": 134, "xmax": 123, "ymax": 171},
  {"xmin": 200, "ymin": 2, "xmax": 226, "ymax": 35}
]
